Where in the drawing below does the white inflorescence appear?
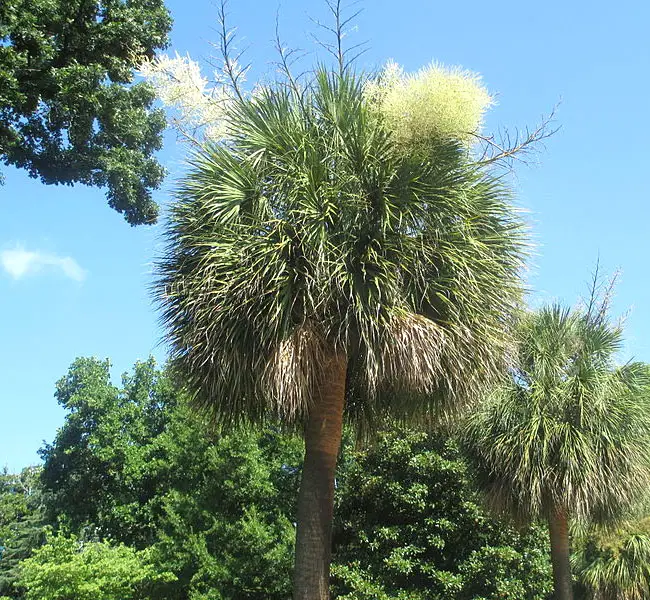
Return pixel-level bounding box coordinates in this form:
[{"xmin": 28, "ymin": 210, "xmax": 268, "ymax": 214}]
[
  {"xmin": 138, "ymin": 52, "xmax": 233, "ymax": 141},
  {"xmin": 141, "ymin": 54, "xmax": 492, "ymax": 148},
  {"xmin": 366, "ymin": 60, "xmax": 494, "ymax": 147}
]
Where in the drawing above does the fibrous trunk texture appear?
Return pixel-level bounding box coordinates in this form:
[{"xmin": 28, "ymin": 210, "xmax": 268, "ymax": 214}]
[{"xmin": 292, "ymin": 352, "xmax": 347, "ymax": 600}]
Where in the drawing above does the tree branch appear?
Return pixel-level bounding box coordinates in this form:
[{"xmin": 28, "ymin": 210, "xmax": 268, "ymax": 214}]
[
  {"xmin": 309, "ymin": 0, "xmax": 366, "ymax": 75},
  {"xmin": 213, "ymin": 0, "xmax": 248, "ymax": 102},
  {"xmin": 273, "ymin": 9, "xmax": 308, "ymax": 103},
  {"xmin": 472, "ymin": 103, "xmax": 560, "ymax": 169}
]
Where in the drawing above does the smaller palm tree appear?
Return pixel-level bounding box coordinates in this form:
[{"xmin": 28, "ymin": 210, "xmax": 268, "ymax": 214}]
[
  {"xmin": 573, "ymin": 517, "xmax": 650, "ymax": 600},
  {"xmin": 462, "ymin": 301, "xmax": 650, "ymax": 600}
]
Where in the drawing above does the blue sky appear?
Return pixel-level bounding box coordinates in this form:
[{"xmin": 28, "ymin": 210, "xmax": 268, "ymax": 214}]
[{"xmin": 1, "ymin": 0, "xmax": 649, "ymax": 471}]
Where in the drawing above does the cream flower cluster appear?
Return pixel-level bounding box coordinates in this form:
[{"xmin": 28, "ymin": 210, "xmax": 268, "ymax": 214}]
[
  {"xmin": 367, "ymin": 60, "xmax": 494, "ymax": 147},
  {"xmin": 138, "ymin": 52, "xmax": 232, "ymax": 140}
]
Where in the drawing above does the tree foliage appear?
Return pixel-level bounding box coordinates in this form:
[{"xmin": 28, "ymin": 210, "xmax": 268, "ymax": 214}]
[
  {"xmin": 0, "ymin": 0, "xmax": 171, "ymax": 224},
  {"xmin": 20, "ymin": 358, "xmax": 556, "ymax": 599},
  {"xmin": 39, "ymin": 357, "xmax": 302, "ymax": 599},
  {"xmin": 40, "ymin": 357, "xmax": 180, "ymax": 546},
  {"xmin": 11, "ymin": 353, "xmax": 650, "ymax": 599},
  {"xmin": 17, "ymin": 532, "xmax": 174, "ymax": 600},
  {"xmin": 156, "ymin": 64, "xmax": 526, "ymax": 427},
  {"xmin": 332, "ymin": 428, "xmax": 552, "ymax": 600},
  {"xmin": 0, "ymin": 469, "xmax": 46, "ymax": 598},
  {"xmin": 462, "ymin": 303, "xmax": 650, "ymax": 523},
  {"xmin": 573, "ymin": 518, "xmax": 650, "ymax": 600}
]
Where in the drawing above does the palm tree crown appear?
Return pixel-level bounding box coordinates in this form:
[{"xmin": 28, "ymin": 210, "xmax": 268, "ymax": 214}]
[
  {"xmin": 157, "ymin": 68, "xmax": 525, "ymax": 427},
  {"xmin": 463, "ymin": 299, "xmax": 650, "ymax": 600},
  {"xmin": 463, "ymin": 303, "xmax": 650, "ymax": 524},
  {"xmin": 573, "ymin": 517, "xmax": 650, "ymax": 600}
]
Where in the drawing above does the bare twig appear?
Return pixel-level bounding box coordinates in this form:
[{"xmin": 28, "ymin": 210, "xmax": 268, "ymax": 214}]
[
  {"xmin": 472, "ymin": 103, "xmax": 560, "ymax": 169},
  {"xmin": 583, "ymin": 258, "xmax": 621, "ymax": 327},
  {"xmin": 171, "ymin": 117, "xmax": 207, "ymax": 149},
  {"xmin": 211, "ymin": 0, "xmax": 248, "ymax": 101},
  {"xmin": 273, "ymin": 10, "xmax": 308, "ymax": 103},
  {"xmin": 309, "ymin": 0, "xmax": 367, "ymax": 75},
  {"xmin": 584, "ymin": 256, "xmax": 602, "ymax": 322}
]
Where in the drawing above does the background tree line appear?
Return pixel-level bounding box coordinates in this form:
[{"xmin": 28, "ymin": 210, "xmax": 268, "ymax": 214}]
[
  {"xmin": 2, "ymin": 356, "xmax": 649, "ymax": 599},
  {"xmin": 0, "ymin": 357, "xmax": 554, "ymax": 600}
]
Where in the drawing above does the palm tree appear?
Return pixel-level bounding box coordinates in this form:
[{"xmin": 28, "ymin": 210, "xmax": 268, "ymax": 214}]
[
  {"xmin": 155, "ymin": 61, "xmax": 526, "ymax": 599},
  {"xmin": 462, "ymin": 303, "xmax": 650, "ymax": 600},
  {"xmin": 573, "ymin": 517, "xmax": 650, "ymax": 600}
]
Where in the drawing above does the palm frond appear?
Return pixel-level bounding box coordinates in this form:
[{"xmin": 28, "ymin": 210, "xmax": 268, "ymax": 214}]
[{"xmin": 573, "ymin": 518, "xmax": 650, "ymax": 600}]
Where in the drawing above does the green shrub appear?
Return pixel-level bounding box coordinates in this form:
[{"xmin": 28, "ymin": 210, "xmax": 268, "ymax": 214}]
[
  {"xmin": 332, "ymin": 428, "xmax": 552, "ymax": 599},
  {"xmin": 17, "ymin": 533, "xmax": 174, "ymax": 600}
]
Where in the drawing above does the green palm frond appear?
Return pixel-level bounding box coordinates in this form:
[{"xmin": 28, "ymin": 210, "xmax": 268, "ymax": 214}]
[
  {"xmin": 156, "ymin": 67, "xmax": 527, "ymax": 427},
  {"xmin": 462, "ymin": 303, "xmax": 650, "ymax": 523},
  {"xmin": 573, "ymin": 518, "xmax": 650, "ymax": 600}
]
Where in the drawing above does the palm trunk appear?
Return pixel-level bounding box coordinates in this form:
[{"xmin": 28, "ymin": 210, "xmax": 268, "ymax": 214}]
[
  {"xmin": 292, "ymin": 352, "xmax": 347, "ymax": 600},
  {"xmin": 548, "ymin": 505, "xmax": 573, "ymax": 600}
]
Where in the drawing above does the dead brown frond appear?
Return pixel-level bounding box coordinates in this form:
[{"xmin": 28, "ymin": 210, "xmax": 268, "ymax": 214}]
[{"xmin": 263, "ymin": 321, "xmax": 331, "ymax": 422}]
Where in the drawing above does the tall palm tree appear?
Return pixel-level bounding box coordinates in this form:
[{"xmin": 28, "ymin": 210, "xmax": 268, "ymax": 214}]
[
  {"xmin": 156, "ymin": 65, "xmax": 526, "ymax": 600},
  {"xmin": 462, "ymin": 303, "xmax": 650, "ymax": 600}
]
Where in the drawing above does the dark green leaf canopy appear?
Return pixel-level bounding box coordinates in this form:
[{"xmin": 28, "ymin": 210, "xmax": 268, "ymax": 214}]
[
  {"xmin": 157, "ymin": 68, "xmax": 526, "ymax": 426},
  {"xmin": 0, "ymin": 0, "xmax": 171, "ymax": 224}
]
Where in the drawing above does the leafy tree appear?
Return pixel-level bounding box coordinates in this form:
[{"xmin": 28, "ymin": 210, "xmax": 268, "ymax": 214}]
[
  {"xmin": 37, "ymin": 357, "xmax": 558, "ymax": 599},
  {"xmin": 332, "ymin": 428, "xmax": 552, "ymax": 600},
  {"xmin": 0, "ymin": 468, "xmax": 47, "ymax": 598},
  {"xmin": 0, "ymin": 469, "xmax": 36, "ymax": 555},
  {"xmin": 154, "ymin": 9, "xmax": 526, "ymax": 598},
  {"xmin": 462, "ymin": 302, "xmax": 650, "ymax": 600},
  {"xmin": 16, "ymin": 532, "xmax": 174, "ymax": 600},
  {"xmin": 149, "ymin": 426, "xmax": 301, "ymax": 600},
  {"xmin": 0, "ymin": 0, "xmax": 171, "ymax": 224},
  {"xmin": 40, "ymin": 357, "xmax": 175, "ymax": 545},
  {"xmin": 39, "ymin": 357, "xmax": 303, "ymax": 599}
]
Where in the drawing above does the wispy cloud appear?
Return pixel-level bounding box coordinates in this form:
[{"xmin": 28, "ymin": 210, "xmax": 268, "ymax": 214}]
[{"xmin": 1, "ymin": 246, "xmax": 86, "ymax": 282}]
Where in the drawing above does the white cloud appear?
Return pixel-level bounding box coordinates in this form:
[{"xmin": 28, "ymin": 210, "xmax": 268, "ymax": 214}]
[{"xmin": 1, "ymin": 246, "xmax": 86, "ymax": 282}]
